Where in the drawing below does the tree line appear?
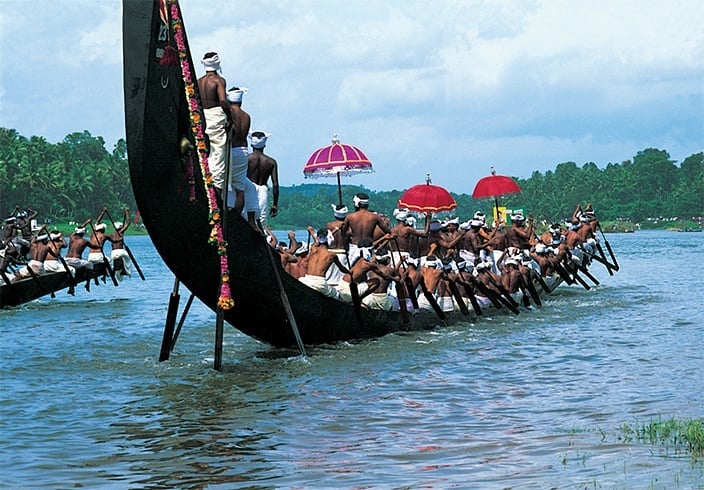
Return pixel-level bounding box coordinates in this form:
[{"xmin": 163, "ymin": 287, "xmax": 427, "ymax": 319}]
[{"xmin": 1, "ymin": 127, "xmax": 701, "ymax": 228}]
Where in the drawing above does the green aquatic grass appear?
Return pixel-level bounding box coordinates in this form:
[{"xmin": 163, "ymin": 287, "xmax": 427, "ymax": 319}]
[{"xmin": 618, "ymin": 417, "xmax": 704, "ymax": 459}]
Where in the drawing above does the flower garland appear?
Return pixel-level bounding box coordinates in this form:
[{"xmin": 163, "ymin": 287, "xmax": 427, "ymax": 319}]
[{"xmin": 169, "ymin": 1, "xmax": 234, "ymax": 310}]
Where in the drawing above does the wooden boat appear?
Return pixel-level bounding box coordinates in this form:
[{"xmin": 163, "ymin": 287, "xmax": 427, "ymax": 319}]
[
  {"xmin": 0, "ymin": 261, "xmax": 117, "ymax": 308},
  {"xmin": 122, "ymin": 1, "xmax": 570, "ymax": 349}
]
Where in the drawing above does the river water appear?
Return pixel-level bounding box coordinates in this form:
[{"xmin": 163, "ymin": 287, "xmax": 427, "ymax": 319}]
[{"xmin": 1, "ymin": 230, "xmax": 702, "ymax": 488}]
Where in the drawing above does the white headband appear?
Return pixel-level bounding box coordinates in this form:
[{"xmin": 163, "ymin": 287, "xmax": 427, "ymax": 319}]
[
  {"xmin": 249, "ymin": 132, "xmax": 270, "ymax": 149},
  {"xmin": 226, "ymin": 87, "xmax": 248, "ymax": 103},
  {"xmin": 353, "ymin": 195, "xmax": 369, "ymax": 207},
  {"xmin": 201, "ymin": 52, "xmax": 221, "ymax": 72},
  {"xmin": 331, "ymin": 204, "xmax": 348, "ymax": 218}
]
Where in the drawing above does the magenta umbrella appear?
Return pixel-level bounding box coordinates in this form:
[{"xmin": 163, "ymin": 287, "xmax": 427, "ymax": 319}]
[
  {"xmin": 303, "ymin": 134, "xmax": 374, "ymax": 206},
  {"xmin": 472, "ymin": 167, "xmax": 522, "ymax": 216}
]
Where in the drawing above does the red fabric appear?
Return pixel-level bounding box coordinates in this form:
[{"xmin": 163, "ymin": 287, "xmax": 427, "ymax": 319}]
[
  {"xmin": 471, "ymin": 175, "xmax": 521, "ymax": 199},
  {"xmin": 398, "ymin": 183, "xmax": 457, "ymax": 213}
]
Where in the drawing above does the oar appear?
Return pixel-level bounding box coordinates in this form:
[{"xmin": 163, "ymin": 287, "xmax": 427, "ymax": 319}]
[
  {"xmin": 88, "ymin": 222, "xmax": 118, "ymax": 287},
  {"xmin": 390, "ymin": 238, "xmax": 419, "ymax": 309},
  {"xmin": 394, "ymin": 279, "xmax": 410, "ymax": 324},
  {"xmin": 457, "ymin": 279, "xmax": 482, "ymax": 316},
  {"xmin": 1, "ymin": 269, "xmax": 17, "ymax": 293},
  {"xmin": 343, "ymin": 248, "xmax": 365, "ymax": 328},
  {"xmin": 563, "ymin": 260, "xmax": 591, "ymax": 290},
  {"xmin": 530, "ymin": 268, "xmax": 552, "ymax": 294},
  {"xmin": 419, "ymin": 277, "xmax": 446, "ymax": 323},
  {"xmin": 444, "ymin": 275, "xmax": 470, "ymax": 316},
  {"xmin": 597, "ymin": 223, "xmax": 620, "ymax": 271},
  {"xmin": 56, "ymin": 253, "xmax": 77, "ymax": 296},
  {"xmin": 160, "ymin": 277, "xmax": 180, "ymax": 362},
  {"xmin": 578, "ymin": 264, "xmax": 600, "ymax": 286},
  {"xmin": 520, "ymin": 270, "xmax": 542, "ymax": 307},
  {"xmin": 260, "ymin": 222, "xmax": 306, "ymax": 357},
  {"xmin": 105, "ymin": 209, "xmax": 146, "ymax": 280}
]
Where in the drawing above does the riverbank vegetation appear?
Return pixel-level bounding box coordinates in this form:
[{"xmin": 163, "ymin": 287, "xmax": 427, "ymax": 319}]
[
  {"xmin": 1, "ymin": 128, "xmax": 702, "ymax": 231},
  {"xmin": 617, "ymin": 417, "xmax": 704, "ymax": 460}
]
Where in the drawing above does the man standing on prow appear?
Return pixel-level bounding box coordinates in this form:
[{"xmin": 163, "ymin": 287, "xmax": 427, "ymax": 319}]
[
  {"xmin": 226, "ymin": 86, "xmax": 252, "ymax": 218},
  {"xmin": 247, "ymin": 131, "xmax": 279, "ymax": 226},
  {"xmin": 197, "ymin": 52, "xmax": 232, "ymax": 196},
  {"xmin": 341, "ymin": 193, "xmax": 391, "ymax": 262}
]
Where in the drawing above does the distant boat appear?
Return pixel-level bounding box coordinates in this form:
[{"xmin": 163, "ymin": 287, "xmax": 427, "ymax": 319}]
[{"xmin": 0, "ymin": 262, "xmax": 118, "ymax": 308}]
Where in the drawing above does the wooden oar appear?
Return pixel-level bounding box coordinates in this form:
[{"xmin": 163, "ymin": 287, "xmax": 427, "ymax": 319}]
[
  {"xmin": 444, "ymin": 275, "xmax": 470, "ymax": 316},
  {"xmin": 343, "ymin": 248, "xmax": 365, "ymax": 328},
  {"xmin": 394, "ymin": 280, "xmax": 410, "ymax": 324},
  {"xmin": 160, "ymin": 277, "xmax": 180, "ymax": 362},
  {"xmin": 521, "ymin": 271, "xmax": 542, "ymax": 307},
  {"xmin": 419, "ymin": 277, "xmax": 446, "ymax": 323},
  {"xmin": 260, "ymin": 222, "xmax": 306, "ymax": 357},
  {"xmin": 457, "ymin": 279, "xmax": 483, "ymax": 316},
  {"xmin": 390, "ymin": 238, "xmax": 420, "ymax": 309},
  {"xmin": 56, "ymin": 254, "xmax": 77, "ymax": 295},
  {"xmin": 578, "ymin": 264, "xmax": 600, "ymax": 286},
  {"xmin": 105, "ymin": 209, "xmax": 146, "ymax": 280},
  {"xmin": 597, "ymin": 223, "xmax": 620, "ymax": 271},
  {"xmin": 530, "ymin": 268, "xmax": 552, "ymax": 294},
  {"xmin": 562, "ymin": 260, "xmax": 591, "ymax": 290}
]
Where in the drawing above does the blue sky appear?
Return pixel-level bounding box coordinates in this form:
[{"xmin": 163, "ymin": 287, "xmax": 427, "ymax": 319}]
[{"xmin": 1, "ymin": 0, "xmax": 702, "ymax": 194}]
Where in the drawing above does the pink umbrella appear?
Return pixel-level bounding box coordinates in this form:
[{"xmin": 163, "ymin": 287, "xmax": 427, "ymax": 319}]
[{"xmin": 303, "ymin": 134, "xmax": 373, "ymax": 205}]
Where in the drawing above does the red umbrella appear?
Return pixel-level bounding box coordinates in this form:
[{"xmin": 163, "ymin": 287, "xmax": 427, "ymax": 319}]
[
  {"xmin": 303, "ymin": 134, "xmax": 373, "ymax": 206},
  {"xmin": 398, "ymin": 174, "xmax": 457, "ymax": 214},
  {"xmin": 472, "ymin": 167, "xmax": 522, "ymax": 216}
]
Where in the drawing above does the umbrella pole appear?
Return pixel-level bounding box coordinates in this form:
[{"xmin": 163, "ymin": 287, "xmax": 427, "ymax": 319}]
[
  {"xmin": 494, "ymin": 197, "xmax": 500, "ymax": 223},
  {"xmin": 336, "ymin": 172, "xmax": 343, "ymax": 206}
]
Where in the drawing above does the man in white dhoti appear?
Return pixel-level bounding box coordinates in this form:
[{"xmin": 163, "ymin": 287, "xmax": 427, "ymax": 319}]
[
  {"xmin": 247, "ymin": 131, "xmax": 279, "ymax": 226},
  {"xmin": 197, "ymin": 52, "xmax": 232, "ymax": 194}
]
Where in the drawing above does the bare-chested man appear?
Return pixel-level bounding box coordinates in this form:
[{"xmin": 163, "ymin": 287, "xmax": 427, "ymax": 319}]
[
  {"xmin": 341, "ymin": 193, "xmax": 390, "ymax": 260},
  {"xmin": 107, "ymin": 210, "xmax": 132, "ymax": 280},
  {"xmin": 13, "ymin": 228, "xmax": 50, "ymax": 281},
  {"xmin": 326, "ymin": 204, "xmax": 348, "ymax": 250},
  {"xmin": 197, "ymin": 52, "xmax": 232, "ymax": 195},
  {"xmin": 65, "ymin": 221, "xmax": 94, "ymax": 271},
  {"xmin": 226, "ymin": 87, "xmax": 258, "ymax": 230},
  {"xmin": 505, "ymin": 213, "xmax": 534, "ymax": 251},
  {"xmin": 247, "ymin": 131, "xmax": 279, "ymax": 226},
  {"xmin": 361, "ymin": 249, "xmax": 399, "ymax": 310},
  {"xmin": 416, "ymin": 256, "xmax": 445, "ymax": 311},
  {"xmin": 299, "ymin": 228, "xmax": 350, "ymax": 299},
  {"xmin": 387, "ymin": 210, "xmax": 429, "ymax": 261}
]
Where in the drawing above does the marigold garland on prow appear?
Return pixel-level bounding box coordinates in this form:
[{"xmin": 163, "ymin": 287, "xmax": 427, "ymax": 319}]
[{"xmin": 168, "ymin": 0, "xmax": 234, "ymax": 310}]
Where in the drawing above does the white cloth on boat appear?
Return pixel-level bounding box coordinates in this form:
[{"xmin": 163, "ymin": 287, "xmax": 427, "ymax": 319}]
[
  {"xmin": 87, "ymin": 252, "xmax": 107, "ymax": 264},
  {"xmin": 336, "ymin": 279, "xmax": 369, "ymax": 303},
  {"xmin": 229, "ymin": 146, "xmax": 249, "ymax": 191},
  {"xmin": 299, "ymin": 274, "xmax": 340, "ymax": 299},
  {"xmin": 65, "ymin": 257, "xmax": 94, "ymax": 270},
  {"xmin": 362, "ymin": 292, "xmax": 394, "ymax": 311},
  {"xmin": 43, "ymin": 259, "xmax": 75, "ymax": 277},
  {"xmin": 203, "ymin": 106, "xmax": 228, "ymax": 190},
  {"xmin": 438, "ymin": 296, "xmax": 455, "ymax": 312},
  {"xmin": 14, "ymin": 259, "xmax": 45, "ymax": 279},
  {"xmin": 254, "ymin": 183, "xmax": 270, "ymax": 225},
  {"xmin": 111, "ymin": 248, "xmax": 132, "ymax": 281}
]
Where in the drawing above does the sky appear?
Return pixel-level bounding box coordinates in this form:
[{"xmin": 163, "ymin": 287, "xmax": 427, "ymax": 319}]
[{"xmin": 1, "ymin": 0, "xmax": 703, "ymax": 194}]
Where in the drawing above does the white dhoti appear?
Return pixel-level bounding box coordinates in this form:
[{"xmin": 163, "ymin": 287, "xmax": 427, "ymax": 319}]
[
  {"xmin": 416, "ymin": 292, "xmax": 438, "ymax": 311},
  {"xmin": 255, "ymin": 183, "xmax": 270, "ymax": 225},
  {"xmin": 88, "ymin": 252, "xmax": 106, "ymax": 264},
  {"xmin": 43, "ymin": 259, "xmax": 75, "ymax": 277},
  {"xmin": 299, "ymin": 274, "xmax": 339, "ymax": 299},
  {"xmin": 459, "ymin": 249, "xmax": 477, "ymax": 265},
  {"xmin": 65, "ymin": 257, "xmax": 94, "ymax": 270},
  {"xmin": 111, "ymin": 249, "xmax": 132, "ymax": 280},
  {"xmin": 15, "ymin": 259, "xmax": 44, "ymax": 279},
  {"xmin": 336, "ymin": 279, "xmax": 369, "ymax": 303},
  {"xmin": 362, "ymin": 292, "xmax": 394, "ymax": 311},
  {"xmin": 438, "ymin": 296, "xmax": 455, "ymax": 312},
  {"xmin": 228, "ymin": 146, "xmax": 249, "ymax": 191},
  {"xmin": 203, "ymin": 106, "xmax": 228, "ymax": 190}
]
